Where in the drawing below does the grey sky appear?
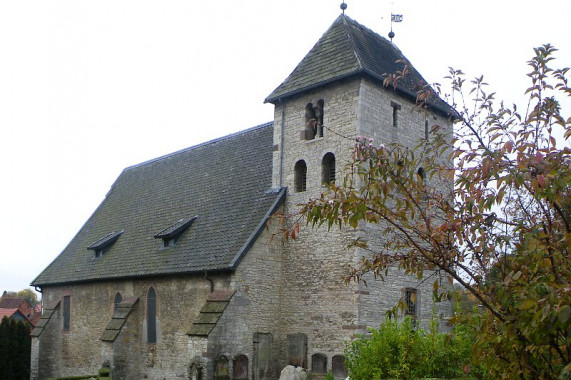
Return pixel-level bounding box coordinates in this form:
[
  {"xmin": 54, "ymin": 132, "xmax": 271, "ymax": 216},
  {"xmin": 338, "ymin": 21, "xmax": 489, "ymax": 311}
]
[{"xmin": 1, "ymin": 0, "xmax": 569, "ymax": 294}]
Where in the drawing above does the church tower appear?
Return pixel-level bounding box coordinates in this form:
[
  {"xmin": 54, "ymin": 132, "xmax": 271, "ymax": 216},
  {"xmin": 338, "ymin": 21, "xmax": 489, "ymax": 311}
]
[
  {"xmin": 265, "ymin": 14, "xmax": 455, "ymax": 375},
  {"xmin": 266, "ymin": 14, "xmax": 454, "ymax": 192}
]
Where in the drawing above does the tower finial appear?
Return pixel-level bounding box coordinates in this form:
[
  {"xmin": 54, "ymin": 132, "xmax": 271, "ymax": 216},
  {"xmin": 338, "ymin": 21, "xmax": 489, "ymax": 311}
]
[
  {"xmin": 340, "ymin": 2, "xmax": 347, "ymax": 14},
  {"xmin": 389, "ymin": 13, "xmax": 403, "ymax": 42}
]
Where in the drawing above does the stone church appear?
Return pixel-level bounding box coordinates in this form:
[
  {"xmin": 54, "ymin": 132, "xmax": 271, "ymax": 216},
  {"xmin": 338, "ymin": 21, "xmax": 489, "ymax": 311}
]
[{"xmin": 31, "ymin": 13, "xmax": 455, "ymax": 380}]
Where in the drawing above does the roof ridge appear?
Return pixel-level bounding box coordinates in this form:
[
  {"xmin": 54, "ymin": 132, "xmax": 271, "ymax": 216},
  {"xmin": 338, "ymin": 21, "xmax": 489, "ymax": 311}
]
[
  {"xmin": 341, "ymin": 14, "xmax": 364, "ymax": 71},
  {"xmin": 124, "ymin": 121, "xmax": 273, "ymax": 171}
]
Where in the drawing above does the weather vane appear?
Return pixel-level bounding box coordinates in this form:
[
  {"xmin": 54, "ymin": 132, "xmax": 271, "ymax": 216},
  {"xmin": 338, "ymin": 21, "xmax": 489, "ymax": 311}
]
[
  {"xmin": 340, "ymin": 1, "xmax": 347, "ymax": 14},
  {"xmin": 389, "ymin": 12, "xmax": 403, "ymax": 41}
]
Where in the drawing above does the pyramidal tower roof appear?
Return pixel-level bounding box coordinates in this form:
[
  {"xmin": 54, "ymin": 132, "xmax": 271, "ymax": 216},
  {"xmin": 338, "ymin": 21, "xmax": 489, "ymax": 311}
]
[{"xmin": 265, "ymin": 14, "xmax": 453, "ymax": 116}]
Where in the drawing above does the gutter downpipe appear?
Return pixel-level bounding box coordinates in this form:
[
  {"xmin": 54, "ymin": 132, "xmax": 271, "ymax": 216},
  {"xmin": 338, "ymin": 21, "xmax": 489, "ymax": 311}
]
[{"xmin": 34, "ymin": 286, "xmax": 43, "ymax": 315}]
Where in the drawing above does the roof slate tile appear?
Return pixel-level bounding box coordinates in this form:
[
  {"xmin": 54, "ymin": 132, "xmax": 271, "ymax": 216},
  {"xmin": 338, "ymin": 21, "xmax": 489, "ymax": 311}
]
[
  {"xmin": 265, "ymin": 15, "xmax": 454, "ymax": 117},
  {"xmin": 32, "ymin": 123, "xmax": 284, "ymax": 286}
]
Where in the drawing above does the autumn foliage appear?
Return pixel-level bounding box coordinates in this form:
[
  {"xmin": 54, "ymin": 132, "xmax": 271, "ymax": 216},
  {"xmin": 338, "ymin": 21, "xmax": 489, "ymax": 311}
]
[{"xmin": 297, "ymin": 45, "xmax": 570, "ymax": 379}]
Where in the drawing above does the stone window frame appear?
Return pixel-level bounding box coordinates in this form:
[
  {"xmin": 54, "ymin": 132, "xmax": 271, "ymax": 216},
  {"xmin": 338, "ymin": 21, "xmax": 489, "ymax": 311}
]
[
  {"xmin": 294, "ymin": 160, "xmax": 308, "ymax": 193},
  {"xmin": 62, "ymin": 294, "xmax": 71, "ymax": 331},
  {"xmin": 189, "ymin": 362, "xmax": 204, "ymax": 380},
  {"xmin": 146, "ymin": 286, "xmax": 158, "ymax": 344},
  {"xmin": 321, "ymin": 152, "xmax": 336, "ymax": 185},
  {"xmin": 311, "ymin": 353, "xmax": 327, "ymax": 375},
  {"xmin": 404, "ymin": 287, "xmax": 419, "ymax": 322},
  {"xmin": 302, "ymin": 99, "xmax": 325, "ymax": 140},
  {"xmin": 332, "ymin": 355, "xmax": 347, "ymax": 378},
  {"xmin": 417, "ymin": 167, "xmax": 426, "ymax": 181},
  {"xmin": 391, "ymin": 101, "xmax": 401, "ymax": 128},
  {"xmin": 214, "ymin": 355, "xmax": 230, "ymax": 379},
  {"xmin": 113, "ymin": 292, "xmax": 123, "ymax": 313},
  {"xmin": 233, "ymin": 354, "xmax": 248, "ymax": 380}
]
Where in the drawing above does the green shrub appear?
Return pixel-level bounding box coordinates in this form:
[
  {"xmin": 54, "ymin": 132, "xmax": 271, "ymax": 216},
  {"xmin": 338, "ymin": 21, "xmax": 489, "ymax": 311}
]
[
  {"xmin": 0, "ymin": 316, "xmax": 31, "ymax": 380},
  {"xmin": 98, "ymin": 367, "xmax": 110, "ymax": 376},
  {"xmin": 345, "ymin": 317, "xmax": 482, "ymax": 380}
]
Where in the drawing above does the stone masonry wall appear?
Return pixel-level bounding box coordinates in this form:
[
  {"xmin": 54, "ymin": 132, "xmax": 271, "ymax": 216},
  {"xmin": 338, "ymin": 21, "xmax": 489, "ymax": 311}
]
[
  {"xmin": 272, "ymin": 78, "xmax": 366, "ymax": 376},
  {"xmin": 205, "ymin": 219, "xmax": 285, "ymax": 380},
  {"xmin": 356, "ymin": 78, "xmax": 454, "ymax": 331},
  {"xmin": 270, "ymin": 76, "xmax": 454, "ymax": 377},
  {"xmin": 37, "ymin": 276, "xmax": 212, "ymax": 380}
]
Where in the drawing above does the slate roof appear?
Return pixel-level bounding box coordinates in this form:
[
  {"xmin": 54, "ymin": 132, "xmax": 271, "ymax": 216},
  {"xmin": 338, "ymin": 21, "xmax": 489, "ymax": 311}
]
[
  {"xmin": 265, "ymin": 14, "xmax": 454, "ymax": 117},
  {"xmin": 32, "ymin": 123, "xmax": 286, "ymax": 287}
]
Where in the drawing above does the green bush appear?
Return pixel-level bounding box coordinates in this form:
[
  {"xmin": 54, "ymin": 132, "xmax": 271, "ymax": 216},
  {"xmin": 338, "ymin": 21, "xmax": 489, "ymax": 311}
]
[
  {"xmin": 98, "ymin": 367, "xmax": 110, "ymax": 376},
  {"xmin": 0, "ymin": 316, "xmax": 31, "ymax": 380},
  {"xmin": 345, "ymin": 317, "xmax": 482, "ymax": 380}
]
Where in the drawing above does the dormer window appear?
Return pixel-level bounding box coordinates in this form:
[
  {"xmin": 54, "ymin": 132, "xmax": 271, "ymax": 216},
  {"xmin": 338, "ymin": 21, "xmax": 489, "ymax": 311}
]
[
  {"xmin": 87, "ymin": 230, "xmax": 124, "ymax": 259},
  {"xmin": 154, "ymin": 216, "xmax": 197, "ymax": 248},
  {"xmin": 302, "ymin": 100, "xmax": 324, "ymax": 140}
]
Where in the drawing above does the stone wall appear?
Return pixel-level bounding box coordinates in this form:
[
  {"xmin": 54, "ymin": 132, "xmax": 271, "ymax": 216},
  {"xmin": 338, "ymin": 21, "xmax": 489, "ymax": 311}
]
[
  {"xmin": 272, "ymin": 78, "xmax": 366, "ymax": 377},
  {"xmin": 206, "ymin": 220, "xmax": 285, "ymax": 380},
  {"xmin": 36, "ymin": 276, "xmax": 212, "ymax": 380},
  {"xmin": 270, "ymin": 75, "xmax": 454, "ymax": 378},
  {"xmin": 356, "ymin": 78, "xmax": 454, "ymax": 331}
]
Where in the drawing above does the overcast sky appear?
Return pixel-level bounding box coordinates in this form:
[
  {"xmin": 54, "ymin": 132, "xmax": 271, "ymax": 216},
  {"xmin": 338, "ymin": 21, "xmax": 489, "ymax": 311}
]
[{"xmin": 1, "ymin": 0, "xmax": 569, "ymax": 295}]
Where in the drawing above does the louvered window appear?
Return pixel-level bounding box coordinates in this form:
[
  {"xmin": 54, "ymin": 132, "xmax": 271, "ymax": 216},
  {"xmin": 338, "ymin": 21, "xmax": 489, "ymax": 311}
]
[
  {"xmin": 405, "ymin": 288, "xmax": 417, "ymax": 317},
  {"xmin": 294, "ymin": 160, "xmax": 307, "ymax": 192},
  {"xmin": 322, "ymin": 153, "xmax": 335, "ymax": 184}
]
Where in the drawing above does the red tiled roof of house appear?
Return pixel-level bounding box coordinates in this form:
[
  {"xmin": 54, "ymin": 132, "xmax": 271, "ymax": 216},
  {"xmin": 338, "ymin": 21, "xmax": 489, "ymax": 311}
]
[
  {"xmin": 0, "ymin": 297, "xmax": 25, "ymax": 309},
  {"xmin": 0, "ymin": 308, "xmax": 19, "ymax": 320}
]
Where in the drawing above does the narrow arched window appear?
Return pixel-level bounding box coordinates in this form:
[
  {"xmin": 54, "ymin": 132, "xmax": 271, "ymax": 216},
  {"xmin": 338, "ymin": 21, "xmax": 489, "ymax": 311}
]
[
  {"xmin": 391, "ymin": 101, "xmax": 401, "ymax": 128},
  {"xmin": 417, "ymin": 167, "xmax": 425, "ymax": 181},
  {"xmin": 332, "ymin": 355, "xmax": 347, "ymax": 378},
  {"xmin": 214, "ymin": 356, "xmax": 229, "ymax": 379},
  {"xmin": 113, "ymin": 292, "xmax": 123, "ymax": 312},
  {"xmin": 311, "ymin": 353, "xmax": 327, "ymax": 375},
  {"xmin": 189, "ymin": 363, "xmax": 203, "ymax": 380},
  {"xmin": 233, "ymin": 355, "xmax": 248, "ymax": 380},
  {"xmin": 62, "ymin": 295, "xmax": 71, "ymax": 331},
  {"xmin": 147, "ymin": 287, "xmax": 157, "ymax": 343},
  {"xmin": 303, "ymin": 100, "xmax": 325, "ymax": 140},
  {"xmin": 294, "ymin": 160, "xmax": 307, "ymax": 192},
  {"xmin": 424, "ymin": 120, "xmax": 429, "ymax": 140},
  {"xmin": 322, "ymin": 153, "xmax": 335, "ymax": 184}
]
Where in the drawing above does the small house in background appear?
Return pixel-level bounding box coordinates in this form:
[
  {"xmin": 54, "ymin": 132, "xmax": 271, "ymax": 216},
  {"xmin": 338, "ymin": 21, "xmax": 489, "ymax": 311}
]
[
  {"xmin": 30, "ymin": 12, "xmax": 454, "ymax": 380},
  {"xmin": 0, "ymin": 308, "xmax": 30, "ymax": 324},
  {"xmin": 0, "ymin": 291, "xmax": 40, "ymax": 326}
]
